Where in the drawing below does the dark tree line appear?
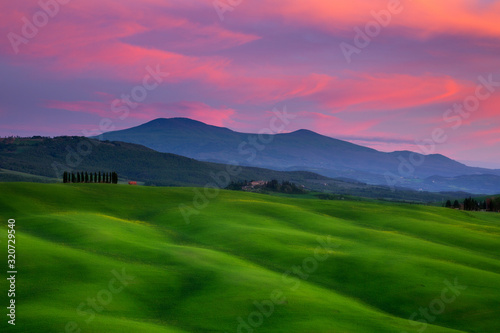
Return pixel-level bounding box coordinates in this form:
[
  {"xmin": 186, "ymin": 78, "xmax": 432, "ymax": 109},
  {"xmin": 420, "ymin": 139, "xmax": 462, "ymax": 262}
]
[
  {"xmin": 463, "ymin": 197, "xmax": 480, "ymax": 211},
  {"xmin": 226, "ymin": 180, "xmax": 249, "ymax": 191},
  {"xmin": 226, "ymin": 179, "xmax": 306, "ymax": 194},
  {"xmin": 445, "ymin": 200, "xmax": 461, "ymax": 209},
  {"xmin": 445, "ymin": 196, "xmax": 500, "ymax": 212},
  {"xmin": 488, "ymin": 197, "xmax": 500, "ymax": 212},
  {"xmin": 265, "ymin": 179, "xmax": 306, "ymax": 194},
  {"xmin": 63, "ymin": 171, "xmax": 118, "ymax": 184}
]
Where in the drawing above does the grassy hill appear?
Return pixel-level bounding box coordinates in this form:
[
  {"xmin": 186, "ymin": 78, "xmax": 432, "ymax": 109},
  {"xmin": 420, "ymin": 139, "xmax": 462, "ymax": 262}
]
[{"xmin": 1, "ymin": 183, "xmax": 499, "ymax": 332}]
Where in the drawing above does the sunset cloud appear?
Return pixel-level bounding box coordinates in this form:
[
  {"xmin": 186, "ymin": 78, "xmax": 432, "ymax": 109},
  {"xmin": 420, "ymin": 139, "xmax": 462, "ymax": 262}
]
[
  {"xmin": 45, "ymin": 99, "xmax": 235, "ymax": 129},
  {"xmin": 0, "ymin": 0, "xmax": 499, "ymax": 167}
]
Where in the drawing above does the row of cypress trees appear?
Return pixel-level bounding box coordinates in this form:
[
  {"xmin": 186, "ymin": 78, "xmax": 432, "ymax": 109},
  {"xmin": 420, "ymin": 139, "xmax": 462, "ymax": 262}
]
[{"xmin": 63, "ymin": 171, "xmax": 118, "ymax": 184}]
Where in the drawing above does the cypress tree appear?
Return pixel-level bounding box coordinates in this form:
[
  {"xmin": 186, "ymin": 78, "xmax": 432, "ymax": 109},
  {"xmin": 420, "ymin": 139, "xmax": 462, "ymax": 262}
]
[
  {"xmin": 77, "ymin": 172, "xmax": 81, "ymax": 183},
  {"xmin": 72, "ymin": 173, "xmax": 76, "ymax": 183},
  {"xmin": 493, "ymin": 197, "xmax": 500, "ymax": 212},
  {"xmin": 98, "ymin": 172, "xmax": 102, "ymax": 183},
  {"xmin": 94, "ymin": 172, "xmax": 97, "ymax": 183},
  {"xmin": 63, "ymin": 171, "xmax": 68, "ymax": 183},
  {"xmin": 85, "ymin": 172, "xmax": 89, "ymax": 183}
]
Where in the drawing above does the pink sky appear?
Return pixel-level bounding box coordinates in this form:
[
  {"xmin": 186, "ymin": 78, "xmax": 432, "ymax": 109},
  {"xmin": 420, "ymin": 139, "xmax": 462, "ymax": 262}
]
[{"xmin": 1, "ymin": 0, "xmax": 499, "ymax": 168}]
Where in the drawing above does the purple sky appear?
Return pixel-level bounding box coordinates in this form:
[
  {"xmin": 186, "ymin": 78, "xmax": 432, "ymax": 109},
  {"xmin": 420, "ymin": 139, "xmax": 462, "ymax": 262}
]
[{"xmin": 1, "ymin": 0, "xmax": 500, "ymax": 168}]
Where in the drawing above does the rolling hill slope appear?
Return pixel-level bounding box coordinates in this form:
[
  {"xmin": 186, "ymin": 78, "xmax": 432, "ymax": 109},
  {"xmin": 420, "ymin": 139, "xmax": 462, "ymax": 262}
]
[{"xmin": 1, "ymin": 183, "xmax": 499, "ymax": 332}]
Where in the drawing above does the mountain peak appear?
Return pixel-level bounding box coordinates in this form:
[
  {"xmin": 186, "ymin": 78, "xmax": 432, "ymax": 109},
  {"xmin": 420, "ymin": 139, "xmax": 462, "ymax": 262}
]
[
  {"xmin": 144, "ymin": 117, "xmax": 207, "ymax": 126},
  {"xmin": 288, "ymin": 129, "xmax": 320, "ymax": 136}
]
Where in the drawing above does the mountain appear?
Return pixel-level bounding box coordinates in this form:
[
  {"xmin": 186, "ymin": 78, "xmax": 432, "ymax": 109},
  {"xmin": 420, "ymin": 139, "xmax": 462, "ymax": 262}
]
[
  {"xmin": 0, "ymin": 136, "xmax": 466, "ymax": 202},
  {"xmin": 0, "ymin": 136, "xmax": 326, "ymax": 187},
  {"xmin": 96, "ymin": 118, "xmax": 500, "ymax": 193}
]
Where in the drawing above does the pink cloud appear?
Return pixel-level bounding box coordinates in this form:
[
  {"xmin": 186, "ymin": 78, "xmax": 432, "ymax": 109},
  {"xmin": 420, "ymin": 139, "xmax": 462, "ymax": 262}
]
[
  {"xmin": 0, "ymin": 1, "xmax": 489, "ymax": 109},
  {"xmin": 44, "ymin": 99, "xmax": 235, "ymax": 128},
  {"xmin": 1, "ymin": 1, "xmax": 499, "ymax": 167},
  {"xmin": 0, "ymin": 0, "xmax": 257, "ymax": 84},
  {"xmin": 45, "ymin": 100, "xmax": 109, "ymax": 118},
  {"xmin": 308, "ymin": 73, "xmax": 468, "ymax": 113},
  {"xmin": 192, "ymin": 71, "xmax": 470, "ymax": 115},
  {"xmin": 234, "ymin": 0, "xmax": 500, "ymax": 39}
]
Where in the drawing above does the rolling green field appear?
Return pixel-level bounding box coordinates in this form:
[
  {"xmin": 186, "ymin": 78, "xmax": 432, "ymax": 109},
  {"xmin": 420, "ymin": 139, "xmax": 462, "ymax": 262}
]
[{"xmin": 1, "ymin": 183, "xmax": 499, "ymax": 332}]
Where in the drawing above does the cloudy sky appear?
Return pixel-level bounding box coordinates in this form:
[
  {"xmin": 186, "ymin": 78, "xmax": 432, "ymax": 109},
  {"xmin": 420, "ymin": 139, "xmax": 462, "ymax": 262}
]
[{"xmin": 1, "ymin": 0, "xmax": 500, "ymax": 168}]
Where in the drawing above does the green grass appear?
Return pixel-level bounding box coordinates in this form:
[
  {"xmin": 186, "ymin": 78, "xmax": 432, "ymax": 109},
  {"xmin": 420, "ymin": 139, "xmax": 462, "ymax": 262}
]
[{"xmin": 0, "ymin": 183, "xmax": 499, "ymax": 332}]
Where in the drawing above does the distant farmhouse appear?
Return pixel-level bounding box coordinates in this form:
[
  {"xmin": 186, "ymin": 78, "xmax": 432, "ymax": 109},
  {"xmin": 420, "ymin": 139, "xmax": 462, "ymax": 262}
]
[{"xmin": 242, "ymin": 180, "xmax": 267, "ymax": 191}]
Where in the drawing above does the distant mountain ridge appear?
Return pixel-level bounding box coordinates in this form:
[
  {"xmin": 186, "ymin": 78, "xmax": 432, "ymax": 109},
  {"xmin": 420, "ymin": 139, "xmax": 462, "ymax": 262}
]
[
  {"xmin": 0, "ymin": 136, "xmax": 465, "ymax": 202},
  {"xmin": 96, "ymin": 118, "xmax": 500, "ymax": 193}
]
